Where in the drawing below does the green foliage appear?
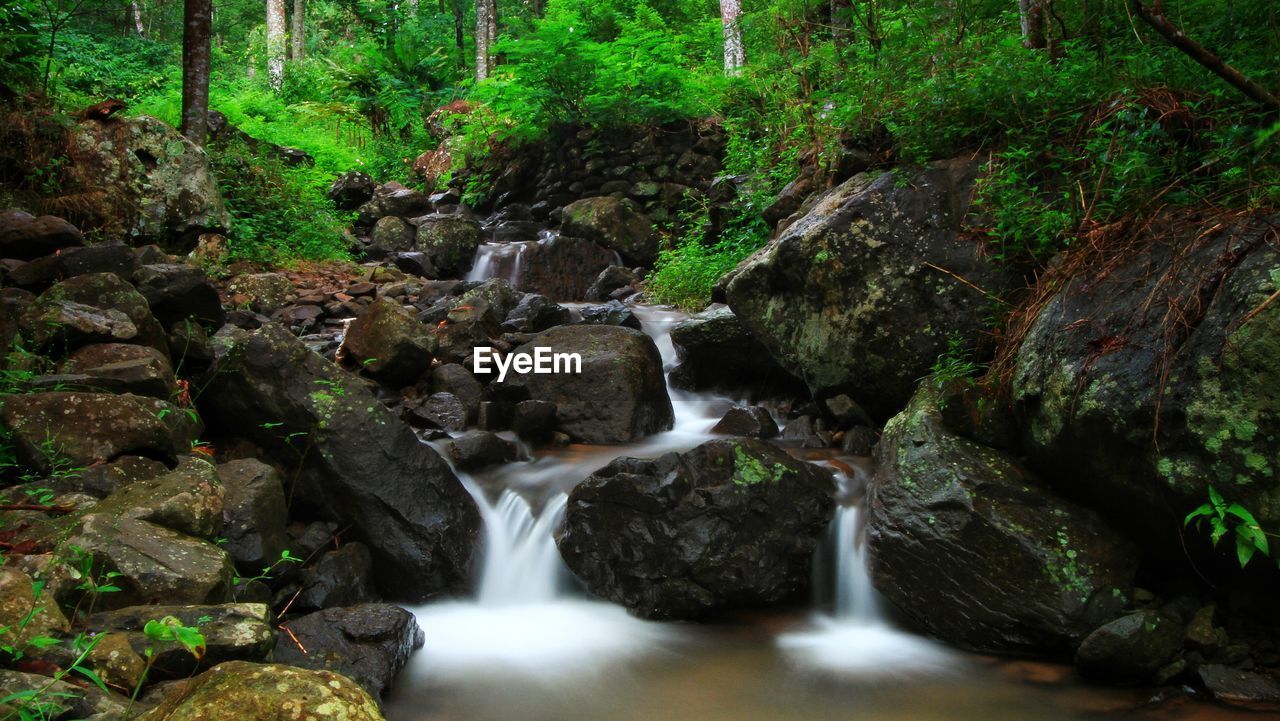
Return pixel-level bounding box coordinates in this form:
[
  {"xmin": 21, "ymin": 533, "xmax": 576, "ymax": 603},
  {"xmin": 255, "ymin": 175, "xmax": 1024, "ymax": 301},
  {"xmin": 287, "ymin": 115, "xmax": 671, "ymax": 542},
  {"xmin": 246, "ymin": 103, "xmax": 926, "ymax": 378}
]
[
  {"xmin": 142, "ymin": 616, "xmax": 207, "ymax": 659},
  {"xmin": 1185, "ymin": 485, "xmax": 1275, "ymax": 568},
  {"xmin": 732, "ymin": 446, "xmax": 791, "ymax": 487},
  {"xmin": 233, "ymin": 548, "xmax": 302, "ymax": 589},
  {"xmin": 0, "ymin": 0, "xmax": 42, "ymax": 87}
]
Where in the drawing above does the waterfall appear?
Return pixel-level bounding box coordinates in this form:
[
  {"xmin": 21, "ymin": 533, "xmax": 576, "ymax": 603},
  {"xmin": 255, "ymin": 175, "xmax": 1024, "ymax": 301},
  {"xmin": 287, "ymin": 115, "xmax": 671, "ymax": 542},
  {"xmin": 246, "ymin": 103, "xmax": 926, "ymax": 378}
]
[
  {"xmin": 475, "ymin": 489, "xmax": 568, "ymax": 605},
  {"xmin": 828, "ymin": 505, "xmax": 878, "ymax": 620}
]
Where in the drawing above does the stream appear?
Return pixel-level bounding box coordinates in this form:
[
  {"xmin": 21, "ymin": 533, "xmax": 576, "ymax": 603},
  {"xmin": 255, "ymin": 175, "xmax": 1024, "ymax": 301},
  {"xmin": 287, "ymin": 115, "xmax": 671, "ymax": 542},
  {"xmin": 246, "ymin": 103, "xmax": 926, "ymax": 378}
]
[{"xmin": 384, "ymin": 282, "xmax": 1250, "ymax": 721}]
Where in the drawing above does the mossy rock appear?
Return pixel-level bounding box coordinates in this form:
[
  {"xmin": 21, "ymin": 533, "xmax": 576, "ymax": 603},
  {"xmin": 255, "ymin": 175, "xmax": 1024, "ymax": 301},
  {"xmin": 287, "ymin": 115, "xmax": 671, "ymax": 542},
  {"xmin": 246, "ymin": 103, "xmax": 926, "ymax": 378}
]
[{"xmin": 139, "ymin": 661, "xmax": 384, "ymax": 721}]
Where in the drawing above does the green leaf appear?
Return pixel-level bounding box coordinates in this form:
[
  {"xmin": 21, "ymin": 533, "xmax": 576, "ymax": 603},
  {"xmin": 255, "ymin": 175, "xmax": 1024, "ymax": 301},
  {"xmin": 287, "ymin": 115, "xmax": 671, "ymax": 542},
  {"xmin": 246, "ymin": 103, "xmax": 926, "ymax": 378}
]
[
  {"xmin": 72, "ymin": 664, "xmax": 109, "ymax": 692},
  {"xmin": 1209, "ymin": 517, "xmax": 1228, "ymax": 546},
  {"xmin": 1208, "ymin": 485, "xmax": 1226, "ymax": 511},
  {"xmin": 1184, "ymin": 503, "xmax": 1213, "ymax": 525},
  {"xmin": 1225, "ymin": 503, "xmax": 1260, "ymax": 526},
  {"xmin": 1236, "ymin": 524, "xmax": 1270, "ymax": 556},
  {"xmin": 1237, "ymin": 539, "xmax": 1256, "ymax": 567}
]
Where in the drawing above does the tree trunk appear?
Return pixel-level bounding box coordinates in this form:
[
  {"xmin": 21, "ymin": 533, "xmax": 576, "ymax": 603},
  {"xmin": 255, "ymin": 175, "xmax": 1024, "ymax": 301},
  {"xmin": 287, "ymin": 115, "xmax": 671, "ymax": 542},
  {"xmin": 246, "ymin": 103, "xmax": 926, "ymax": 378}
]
[
  {"xmin": 290, "ymin": 0, "xmax": 304, "ymax": 60},
  {"xmin": 831, "ymin": 0, "xmax": 851, "ymax": 66},
  {"xmin": 453, "ymin": 0, "xmax": 465, "ymax": 68},
  {"xmin": 131, "ymin": 0, "xmax": 145, "ymax": 36},
  {"xmin": 181, "ymin": 0, "xmax": 212, "ymax": 147},
  {"xmin": 1019, "ymin": 0, "xmax": 1046, "ymax": 49},
  {"xmin": 1129, "ymin": 0, "xmax": 1280, "ymax": 113},
  {"xmin": 719, "ymin": 0, "xmax": 745, "ymax": 75},
  {"xmin": 475, "ymin": 0, "xmax": 492, "ymax": 80},
  {"xmin": 266, "ymin": 0, "xmax": 286, "ymax": 89}
]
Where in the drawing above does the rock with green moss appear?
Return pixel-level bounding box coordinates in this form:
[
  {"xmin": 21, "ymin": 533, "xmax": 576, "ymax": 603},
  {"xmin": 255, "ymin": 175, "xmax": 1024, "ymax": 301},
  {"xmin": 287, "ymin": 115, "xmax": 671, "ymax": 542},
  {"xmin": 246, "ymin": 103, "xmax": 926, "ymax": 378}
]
[
  {"xmin": 87, "ymin": 603, "xmax": 275, "ymax": 679},
  {"xmin": 412, "ymin": 214, "xmax": 483, "ymax": 278},
  {"xmin": 1011, "ymin": 214, "xmax": 1280, "ymax": 555},
  {"xmin": 69, "ymin": 115, "xmax": 229, "ymax": 250},
  {"xmin": 725, "ymin": 158, "xmax": 1016, "ymax": 420},
  {"xmin": 516, "ymin": 235, "xmax": 616, "ymax": 301},
  {"xmin": 338, "ymin": 297, "xmax": 435, "ymax": 387},
  {"xmin": 557, "ymin": 438, "xmax": 834, "ymax": 619},
  {"xmin": 20, "ymin": 272, "xmax": 170, "ymax": 356},
  {"xmin": 497, "ymin": 324, "xmax": 672, "ymax": 444},
  {"xmin": 1074, "ymin": 610, "xmax": 1184, "ymax": 682},
  {"xmin": 138, "ymin": 661, "xmax": 385, "ymax": 721},
  {"xmin": 0, "ymin": 566, "xmax": 71, "ymax": 649},
  {"xmin": 560, "ymin": 196, "xmax": 657, "ymax": 267},
  {"xmin": 200, "ymin": 322, "xmax": 479, "ymax": 600},
  {"xmin": 867, "ymin": 385, "xmax": 1138, "ymax": 654}
]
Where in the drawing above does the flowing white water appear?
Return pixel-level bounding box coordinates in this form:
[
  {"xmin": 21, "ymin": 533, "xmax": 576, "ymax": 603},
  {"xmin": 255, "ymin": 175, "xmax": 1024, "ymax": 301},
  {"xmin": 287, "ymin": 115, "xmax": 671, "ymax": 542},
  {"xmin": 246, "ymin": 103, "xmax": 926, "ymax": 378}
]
[
  {"xmin": 777, "ymin": 475, "xmax": 954, "ymax": 677},
  {"xmin": 465, "ymin": 241, "xmax": 533, "ymax": 284}
]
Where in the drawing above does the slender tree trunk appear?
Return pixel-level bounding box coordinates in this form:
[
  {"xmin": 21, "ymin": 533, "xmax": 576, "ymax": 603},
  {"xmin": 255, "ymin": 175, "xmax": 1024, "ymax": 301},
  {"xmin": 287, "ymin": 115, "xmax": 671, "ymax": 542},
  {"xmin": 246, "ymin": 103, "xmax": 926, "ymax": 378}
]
[
  {"xmin": 1019, "ymin": 0, "xmax": 1046, "ymax": 49},
  {"xmin": 181, "ymin": 0, "xmax": 212, "ymax": 147},
  {"xmin": 831, "ymin": 0, "xmax": 851, "ymax": 66},
  {"xmin": 475, "ymin": 0, "xmax": 492, "ymax": 80},
  {"xmin": 453, "ymin": 0, "xmax": 465, "ymax": 68},
  {"xmin": 1129, "ymin": 0, "xmax": 1280, "ymax": 112},
  {"xmin": 406, "ymin": 0, "xmax": 418, "ymax": 16},
  {"xmin": 719, "ymin": 0, "xmax": 745, "ymax": 75},
  {"xmin": 290, "ymin": 0, "xmax": 304, "ymax": 60},
  {"xmin": 131, "ymin": 0, "xmax": 145, "ymax": 36},
  {"xmin": 266, "ymin": 0, "xmax": 286, "ymax": 89}
]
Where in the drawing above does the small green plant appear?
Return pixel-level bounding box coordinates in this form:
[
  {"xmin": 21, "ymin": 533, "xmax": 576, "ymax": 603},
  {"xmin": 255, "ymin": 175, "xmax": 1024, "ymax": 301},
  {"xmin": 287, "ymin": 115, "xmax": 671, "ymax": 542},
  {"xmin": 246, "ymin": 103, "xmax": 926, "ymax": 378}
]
[
  {"xmin": 1185, "ymin": 485, "xmax": 1275, "ymax": 568},
  {"xmin": 929, "ymin": 337, "xmax": 985, "ymax": 389},
  {"xmin": 0, "ymin": 631, "xmax": 108, "ymax": 721},
  {"xmin": 124, "ymin": 616, "xmax": 207, "ymax": 717},
  {"xmin": 233, "ymin": 548, "xmax": 303, "ymax": 589},
  {"xmin": 65, "ymin": 545, "xmax": 123, "ymax": 618},
  {"xmin": 732, "ymin": 446, "xmax": 791, "ymax": 488}
]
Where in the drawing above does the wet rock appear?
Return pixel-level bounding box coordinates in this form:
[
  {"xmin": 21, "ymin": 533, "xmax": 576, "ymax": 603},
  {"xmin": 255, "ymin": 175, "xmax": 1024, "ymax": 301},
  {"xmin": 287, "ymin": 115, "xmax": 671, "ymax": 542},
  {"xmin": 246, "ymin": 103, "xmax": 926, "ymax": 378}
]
[
  {"xmin": 0, "ymin": 210, "xmax": 83, "ymax": 260},
  {"xmin": 138, "ymin": 661, "xmax": 383, "ymax": 721},
  {"xmin": 20, "ymin": 272, "xmax": 168, "ymax": 355},
  {"xmin": 0, "ymin": 668, "xmax": 127, "ymax": 720},
  {"xmin": 369, "ymin": 216, "xmax": 415, "ymax": 255},
  {"xmin": 1075, "ymin": 611, "xmax": 1184, "ymax": 682},
  {"xmin": 1197, "ymin": 665, "xmax": 1280, "ymax": 711},
  {"xmin": 512, "ymin": 399, "xmax": 556, "ymax": 443},
  {"xmin": 404, "ymin": 391, "xmax": 467, "ymax": 432},
  {"xmin": 295, "ymin": 542, "xmax": 378, "ymax": 612},
  {"xmin": 218, "ymin": 459, "xmax": 289, "ymax": 574},
  {"xmin": 711, "ymin": 405, "xmax": 778, "ymax": 439},
  {"xmin": 89, "ymin": 456, "xmax": 225, "ymax": 539},
  {"xmin": 823, "ymin": 393, "xmax": 873, "ymax": 428},
  {"xmin": 432, "ymin": 279, "xmax": 521, "ymax": 364},
  {"xmin": 70, "ymin": 455, "xmax": 168, "ymax": 498},
  {"xmin": 446, "ymin": 430, "xmax": 519, "ymax": 471},
  {"xmin": 726, "ymin": 159, "xmax": 1015, "ymax": 419},
  {"xmin": 0, "ymin": 566, "xmax": 70, "ymax": 650},
  {"xmin": 274, "ymin": 604, "xmax": 423, "ymax": 700},
  {"xmin": 1011, "ymin": 214, "xmax": 1280, "ymax": 553},
  {"xmin": 329, "ymin": 171, "xmax": 376, "ymax": 211},
  {"xmin": 584, "ymin": 265, "xmax": 640, "ymax": 303},
  {"xmin": 7, "ymin": 244, "xmax": 140, "ymax": 290},
  {"xmin": 59, "ymin": 342, "xmax": 176, "ymax": 398},
  {"xmin": 558, "ymin": 439, "xmax": 835, "ymax": 619},
  {"xmin": 0, "ymin": 392, "xmax": 198, "ymax": 471},
  {"xmin": 356, "ymin": 182, "xmax": 433, "ymax": 227},
  {"xmin": 668, "ymin": 305, "xmax": 801, "ymax": 396},
  {"xmin": 87, "ymin": 603, "xmax": 275, "ymax": 678},
  {"xmin": 201, "ymin": 323, "xmax": 480, "ymax": 600},
  {"xmin": 780, "ymin": 415, "xmax": 828, "ymax": 448},
  {"xmin": 339, "ymin": 297, "xmax": 435, "ymax": 387},
  {"xmin": 501, "ymin": 293, "xmax": 570, "ymax": 333},
  {"xmin": 132, "ymin": 263, "xmax": 225, "ymax": 328},
  {"xmin": 428, "ymin": 364, "xmax": 483, "ymax": 423},
  {"xmin": 498, "ymin": 324, "xmax": 672, "ymax": 444},
  {"xmin": 866, "ymin": 386, "xmax": 1138, "ymax": 654},
  {"xmin": 517, "ymin": 235, "xmax": 616, "ymax": 301},
  {"xmin": 411, "ymin": 215, "xmax": 482, "ymax": 279},
  {"xmin": 839, "ymin": 425, "xmax": 879, "ymax": 455},
  {"xmin": 226, "ymin": 273, "xmax": 292, "ymax": 314},
  {"xmin": 578, "ymin": 299, "xmax": 641, "ymax": 329},
  {"xmin": 68, "ymin": 115, "xmax": 229, "ymax": 250},
  {"xmin": 560, "ymin": 197, "xmax": 657, "ymax": 267}
]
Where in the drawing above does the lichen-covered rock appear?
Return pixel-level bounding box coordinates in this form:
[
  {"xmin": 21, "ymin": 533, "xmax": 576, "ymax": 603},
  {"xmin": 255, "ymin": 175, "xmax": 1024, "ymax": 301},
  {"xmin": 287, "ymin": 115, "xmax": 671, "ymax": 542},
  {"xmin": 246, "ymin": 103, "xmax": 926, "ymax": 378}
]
[
  {"xmin": 87, "ymin": 603, "xmax": 275, "ymax": 678},
  {"xmin": 497, "ymin": 324, "xmax": 672, "ymax": 444},
  {"xmin": 329, "ymin": 171, "xmax": 376, "ymax": 211},
  {"xmin": 0, "ymin": 566, "xmax": 71, "ymax": 650},
  {"xmin": 338, "ymin": 298, "xmax": 434, "ymax": 387},
  {"xmin": 557, "ymin": 439, "xmax": 834, "ymax": 619},
  {"xmin": 59, "ymin": 342, "xmax": 177, "ymax": 398},
  {"xmin": 0, "ymin": 392, "xmax": 199, "ymax": 471},
  {"xmin": 1011, "ymin": 214, "xmax": 1280, "ymax": 553},
  {"xmin": 866, "ymin": 385, "xmax": 1138, "ymax": 654},
  {"xmin": 68, "ymin": 115, "xmax": 229, "ymax": 250},
  {"xmin": 20, "ymin": 272, "xmax": 169, "ymax": 355},
  {"xmin": 356, "ymin": 182, "xmax": 433, "ymax": 228},
  {"xmin": 273, "ymin": 604, "xmax": 422, "ymax": 699},
  {"xmin": 0, "ymin": 669, "xmax": 128, "ymax": 721},
  {"xmin": 217, "ymin": 459, "xmax": 289, "ymax": 574},
  {"xmin": 560, "ymin": 197, "xmax": 657, "ymax": 267},
  {"xmin": 138, "ymin": 661, "xmax": 385, "ymax": 721},
  {"xmin": 412, "ymin": 215, "xmax": 482, "ymax": 278},
  {"xmin": 369, "ymin": 216, "xmax": 415, "ymax": 255},
  {"xmin": 0, "ymin": 210, "xmax": 83, "ymax": 260},
  {"xmin": 225, "ymin": 273, "xmax": 292, "ymax": 314},
  {"xmin": 726, "ymin": 158, "xmax": 1015, "ymax": 420},
  {"xmin": 80, "ymin": 456, "xmax": 224, "ymax": 540},
  {"xmin": 201, "ymin": 323, "xmax": 479, "ymax": 600}
]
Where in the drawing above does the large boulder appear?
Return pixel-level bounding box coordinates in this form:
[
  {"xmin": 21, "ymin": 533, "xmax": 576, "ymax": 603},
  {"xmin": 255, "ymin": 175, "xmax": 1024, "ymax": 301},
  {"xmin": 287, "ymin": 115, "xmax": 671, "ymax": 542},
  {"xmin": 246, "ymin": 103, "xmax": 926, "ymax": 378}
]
[
  {"xmin": 88, "ymin": 456, "xmax": 225, "ymax": 539},
  {"xmin": 0, "ymin": 210, "xmax": 83, "ymax": 260},
  {"xmin": 338, "ymin": 297, "xmax": 435, "ymax": 387},
  {"xmin": 866, "ymin": 386, "xmax": 1138, "ymax": 654},
  {"xmin": 1011, "ymin": 214, "xmax": 1280, "ymax": 551},
  {"xmin": 329, "ymin": 171, "xmax": 376, "ymax": 211},
  {"xmin": 0, "ymin": 392, "xmax": 198, "ymax": 472},
  {"xmin": 413, "ymin": 214, "xmax": 483, "ymax": 278},
  {"xmin": 431, "ymin": 279, "xmax": 520, "ymax": 364},
  {"xmin": 273, "ymin": 604, "xmax": 423, "ymax": 699},
  {"xmin": 138, "ymin": 661, "xmax": 383, "ymax": 721},
  {"xmin": 217, "ymin": 459, "xmax": 289, "ymax": 573},
  {"xmin": 131, "ymin": 263, "xmax": 225, "ymax": 328},
  {"xmin": 68, "ymin": 115, "xmax": 229, "ymax": 250},
  {"xmin": 557, "ymin": 439, "xmax": 834, "ymax": 619},
  {"xmin": 669, "ymin": 304, "xmax": 802, "ymax": 395},
  {"xmin": 356, "ymin": 182, "xmax": 433, "ymax": 228},
  {"xmin": 201, "ymin": 322, "xmax": 480, "ymax": 600},
  {"xmin": 726, "ymin": 159, "xmax": 1014, "ymax": 419},
  {"xmin": 20, "ymin": 272, "xmax": 169, "ymax": 355},
  {"xmin": 496, "ymin": 325, "xmax": 672, "ymax": 444},
  {"xmin": 517, "ymin": 235, "xmax": 617, "ymax": 301},
  {"xmin": 560, "ymin": 197, "xmax": 657, "ymax": 267},
  {"xmin": 59, "ymin": 342, "xmax": 177, "ymax": 398},
  {"xmin": 1074, "ymin": 610, "xmax": 1184, "ymax": 682}
]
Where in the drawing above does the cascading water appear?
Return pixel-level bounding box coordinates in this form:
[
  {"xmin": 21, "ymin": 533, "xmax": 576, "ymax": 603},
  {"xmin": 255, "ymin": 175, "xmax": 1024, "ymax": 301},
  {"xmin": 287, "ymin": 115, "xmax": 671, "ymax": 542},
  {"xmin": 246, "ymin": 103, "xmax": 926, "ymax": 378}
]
[{"xmin": 777, "ymin": 472, "xmax": 954, "ymax": 677}]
